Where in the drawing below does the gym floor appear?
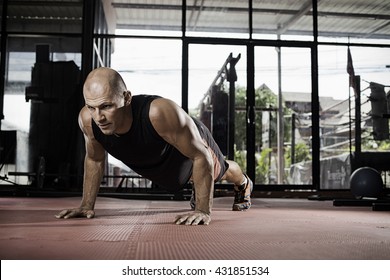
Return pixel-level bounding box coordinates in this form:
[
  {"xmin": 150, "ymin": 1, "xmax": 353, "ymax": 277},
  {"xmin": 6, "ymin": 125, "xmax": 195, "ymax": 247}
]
[{"xmin": 0, "ymin": 196, "xmax": 389, "ymax": 260}]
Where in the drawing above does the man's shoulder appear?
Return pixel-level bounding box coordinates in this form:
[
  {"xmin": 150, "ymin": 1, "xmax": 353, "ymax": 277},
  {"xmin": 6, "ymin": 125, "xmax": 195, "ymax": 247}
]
[
  {"xmin": 149, "ymin": 97, "xmax": 189, "ymax": 132},
  {"xmin": 79, "ymin": 106, "xmax": 92, "ymax": 124},
  {"xmin": 78, "ymin": 107, "xmax": 93, "ymax": 135},
  {"xmin": 149, "ymin": 97, "xmax": 177, "ymax": 115}
]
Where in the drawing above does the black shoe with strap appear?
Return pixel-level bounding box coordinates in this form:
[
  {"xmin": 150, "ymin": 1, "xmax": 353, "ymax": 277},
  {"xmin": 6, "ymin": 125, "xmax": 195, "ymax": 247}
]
[
  {"xmin": 232, "ymin": 174, "xmax": 253, "ymax": 211},
  {"xmin": 189, "ymin": 175, "xmax": 253, "ymax": 211}
]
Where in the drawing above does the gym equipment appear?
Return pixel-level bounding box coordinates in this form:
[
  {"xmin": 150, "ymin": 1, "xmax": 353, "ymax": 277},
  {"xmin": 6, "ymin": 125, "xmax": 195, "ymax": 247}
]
[
  {"xmin": 350, "ymin": 167, "xmax": 384, "ymax": 198},
  {"xmin": 198, "ymin": 52, "xmax": 241, "ymax": 159},
  {"xmin": 8, "ymin": 157, "xmax": 148, "ymax": 191},
  {"xmin": 8, "ymin": 156, "xmax": 46, "ymax": 188},
  {"xmin": 332, "ymin": 76, "xmax": 390, "ymax": 211},
  {"xmin": 334, "ymin": 165, "xmax": 389, "ymax": 210}
]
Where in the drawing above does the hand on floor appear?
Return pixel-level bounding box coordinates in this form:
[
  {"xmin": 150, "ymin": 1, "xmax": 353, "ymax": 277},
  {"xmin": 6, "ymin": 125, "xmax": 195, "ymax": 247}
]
[
  {"xmin": 175, "ymin": 210, "xmax": 211, "ymax": 225},
  {"xmin": 55, "ymin": 208, "xmax": 95, "ymax": 219}
]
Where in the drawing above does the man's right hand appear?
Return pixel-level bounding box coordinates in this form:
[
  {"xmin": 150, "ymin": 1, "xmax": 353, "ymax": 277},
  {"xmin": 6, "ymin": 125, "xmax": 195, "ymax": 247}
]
[
  {"xmin": 55, "ymin": 208, "xmax": 95, "ymax": 219},
  {"xmin": 174, "ymin": 210, "xmax": 211, "ymax": 225}
]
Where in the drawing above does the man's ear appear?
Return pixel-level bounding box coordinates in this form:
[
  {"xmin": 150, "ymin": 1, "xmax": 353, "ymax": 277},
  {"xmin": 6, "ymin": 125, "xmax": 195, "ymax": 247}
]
[{"xmin": 124, "ymin": 91, "xmax": 132, "ymax": 105}]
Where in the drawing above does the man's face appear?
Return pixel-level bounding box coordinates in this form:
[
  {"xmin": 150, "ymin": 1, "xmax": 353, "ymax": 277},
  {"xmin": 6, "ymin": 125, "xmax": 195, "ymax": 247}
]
[{"xmin": 84, "ymin": 86, "xmax": 127, "ymax": 135}]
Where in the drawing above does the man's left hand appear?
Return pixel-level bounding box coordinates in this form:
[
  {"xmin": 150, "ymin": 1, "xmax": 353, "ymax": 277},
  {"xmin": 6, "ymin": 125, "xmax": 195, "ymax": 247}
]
[{"xmin": 174, "ymin": 211, "xmax": 211, "ymax": 225}]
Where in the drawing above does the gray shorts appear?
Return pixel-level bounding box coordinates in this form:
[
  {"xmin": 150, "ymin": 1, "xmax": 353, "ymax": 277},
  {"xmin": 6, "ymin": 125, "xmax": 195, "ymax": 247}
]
[{"xmin": 192, "ymin": 118, "xmax": 229, "ymax": 182}]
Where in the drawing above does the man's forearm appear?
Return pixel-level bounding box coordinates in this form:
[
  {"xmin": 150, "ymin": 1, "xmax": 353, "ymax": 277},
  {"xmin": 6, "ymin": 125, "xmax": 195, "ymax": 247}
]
[
  {"xmin": 80, "ymin": 156, "xmax": 105, "ymax": 210},
  {"xmin": 192, "ymin": 156, "xmax": 214, "ymax": 214}
]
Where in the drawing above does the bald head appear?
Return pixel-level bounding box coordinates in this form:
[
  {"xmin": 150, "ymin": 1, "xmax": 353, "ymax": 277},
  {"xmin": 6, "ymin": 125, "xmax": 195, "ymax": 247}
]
[
  {"xmin": 82, "ymin": 68, "xmax": 132, "ymax": 136},
  {"xmin": 83, "ymin": 67, "xmax": 127, "ymax": 99}
]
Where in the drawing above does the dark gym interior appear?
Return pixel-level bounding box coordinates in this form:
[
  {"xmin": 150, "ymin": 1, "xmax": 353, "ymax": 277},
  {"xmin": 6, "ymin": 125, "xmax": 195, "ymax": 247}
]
[{"xmin": 0, "ymin": 0, "xmax": 389, "ymax": 260}]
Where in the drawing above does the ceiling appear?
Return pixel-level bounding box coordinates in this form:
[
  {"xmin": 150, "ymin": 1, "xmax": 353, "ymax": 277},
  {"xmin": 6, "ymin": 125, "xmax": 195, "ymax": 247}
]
[
  {"xmin": 111, "ymin": 0, "xmax": 390, "ymax": 39},
  {"xmin": 3, "ymin": 0, "xmax": 390, "ymax": 40}
]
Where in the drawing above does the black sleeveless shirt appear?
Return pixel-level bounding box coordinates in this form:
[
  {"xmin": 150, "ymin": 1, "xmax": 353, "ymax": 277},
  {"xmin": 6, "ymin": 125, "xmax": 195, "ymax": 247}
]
[{"xmin": 91, "ymin": 95, "xmax": 193, "ymax": 191}]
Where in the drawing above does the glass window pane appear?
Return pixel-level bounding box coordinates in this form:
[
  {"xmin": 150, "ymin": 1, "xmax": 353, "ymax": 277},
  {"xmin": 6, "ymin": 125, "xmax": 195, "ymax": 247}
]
[
  {"xmin": 4, "ymin": 36, "xmax": 81, "ymax": 131},
  {"xmin": 110, "ymin": 38, "xmax": 182, "ymax": 105},
  {"xmin": 186, "ymin": 0, "xmax": 249, "ymax": 38},
  {"xmin": 7, "ymin": 0, "xmax": 83, "ymax": 33},
  {"xmin": 253, "ymin": 0, "xmax": 313, "ymax": 41},
  {"xmin": 188, "ymin": 44, "xmax": 246, "ymax": 172},
  {"xmin": 2, "ymin": 36, "xmax": 82, "ymax": 185},
  {"xmin": 255, "ymin": 46, "xmax": 312, "ymax": 185},
  {"xmin": 319, "ymin": 45, "xmax": 390, "ymax": 190}
]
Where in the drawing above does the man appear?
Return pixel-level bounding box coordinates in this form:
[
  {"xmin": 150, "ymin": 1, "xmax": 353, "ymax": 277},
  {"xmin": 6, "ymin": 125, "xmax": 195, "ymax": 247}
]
[{"xmin": 55, "ymin": 67, "xmax": 252, "ymax": 225}]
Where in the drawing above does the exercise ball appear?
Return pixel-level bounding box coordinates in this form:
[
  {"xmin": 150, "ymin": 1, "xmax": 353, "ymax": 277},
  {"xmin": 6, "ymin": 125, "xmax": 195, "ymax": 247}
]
[{"xmin": 350, "ymin": 167, "xmax": 383, "ymax": 198}]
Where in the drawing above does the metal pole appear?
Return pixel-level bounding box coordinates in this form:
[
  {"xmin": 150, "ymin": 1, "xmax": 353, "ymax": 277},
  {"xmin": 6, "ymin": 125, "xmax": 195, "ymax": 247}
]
[
  {"xmin": 276, "ymin": 45, "xmax": 284, "ymax": 184},
  {"xmin": 311, "ymin": 0, "xmax": 321, "ymax": 190},
  {"xmin": 355, "ymin": 76, "xmax": 361, "ymax": 154},
  {"xmin": 81, "ymin": 0, "xmax": 95, "ymax": 82},
  {"xmin": 0, "ymin": 0, "xmax": 9, "ymax": 128},
  {"xmin": 291, "ymin": 113, "xmax": 296, "ymax": 165},
  {"xmin": 181, "ymin": 0, "xmax": 189, "ymax": 112},
  {"xmin": 246, "ymin": 45, "xmax": 256, "ymax": 181}
]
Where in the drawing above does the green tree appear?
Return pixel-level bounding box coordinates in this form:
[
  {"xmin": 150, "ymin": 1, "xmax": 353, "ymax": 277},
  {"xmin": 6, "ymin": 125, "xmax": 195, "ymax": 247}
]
[{"xmin": 285, "ymin": 142, "xmax": 311, "ymax": 167}]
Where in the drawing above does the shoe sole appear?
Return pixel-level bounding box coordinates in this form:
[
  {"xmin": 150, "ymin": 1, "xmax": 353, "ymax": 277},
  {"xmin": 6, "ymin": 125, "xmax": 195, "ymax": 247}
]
[{"xmin": 232, "ymin": 202, "xmax": 251, "ymax": 211}]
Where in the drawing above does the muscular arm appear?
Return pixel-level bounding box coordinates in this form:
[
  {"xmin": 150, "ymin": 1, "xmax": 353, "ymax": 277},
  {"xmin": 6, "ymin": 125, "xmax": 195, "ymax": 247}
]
[
  {"xmin": 149, "ymin": 98, "xmax": 214, "ymax": 225},
  {"xmin": 79, "ymin": 138, "xmax": 105, "ymax": 213},
  {"xmin": 55, "ymin": 108, "xmax": 106, "ymax": 219}
]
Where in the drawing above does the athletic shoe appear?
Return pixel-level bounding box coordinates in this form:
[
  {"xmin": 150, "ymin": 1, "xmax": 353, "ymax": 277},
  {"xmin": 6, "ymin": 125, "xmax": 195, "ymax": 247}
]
[{"xmin": 232, "ymin": 174, "xmax": 253, "ymax": 211}]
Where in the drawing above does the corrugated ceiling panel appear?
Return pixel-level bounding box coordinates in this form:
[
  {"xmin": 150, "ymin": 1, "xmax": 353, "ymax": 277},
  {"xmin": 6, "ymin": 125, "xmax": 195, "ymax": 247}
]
[{"xmin": 4, "ymin": 0, "xmax": 390, "ymax": 38}]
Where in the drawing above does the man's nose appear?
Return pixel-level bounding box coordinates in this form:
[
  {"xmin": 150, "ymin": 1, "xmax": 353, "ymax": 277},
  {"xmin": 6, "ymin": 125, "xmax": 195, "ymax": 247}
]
[{"xmin": 94, "ymin": 109, "xmax": 105, "ymax": 122}]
